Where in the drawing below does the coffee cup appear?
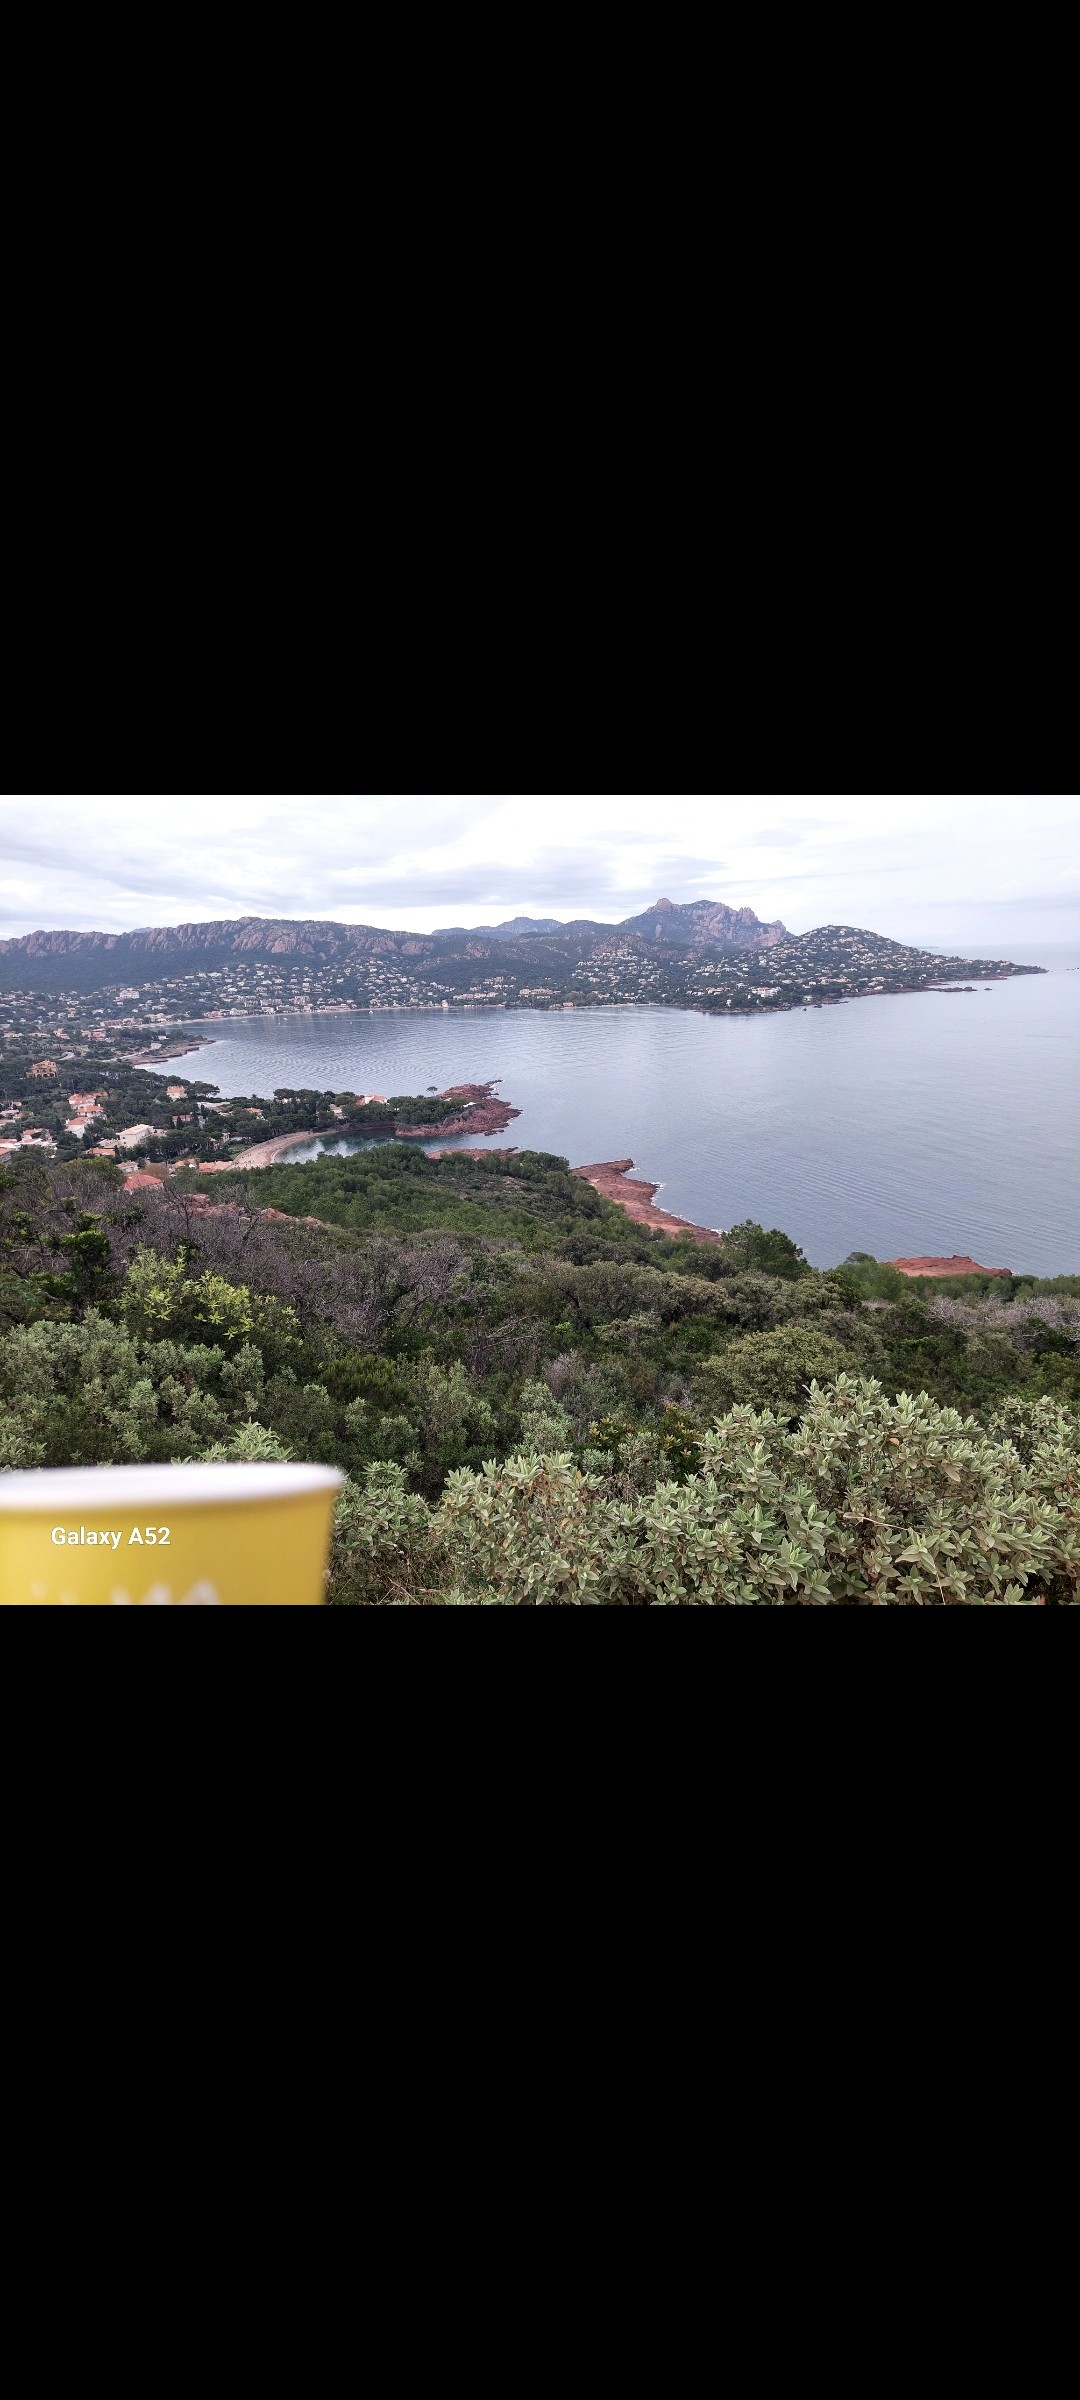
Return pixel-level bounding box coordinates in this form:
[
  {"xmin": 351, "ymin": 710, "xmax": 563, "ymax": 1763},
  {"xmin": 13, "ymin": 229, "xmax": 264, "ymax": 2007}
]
[{"xmin": 0, "ymin": 1463, "xmax": 343, "ymax": 1604}]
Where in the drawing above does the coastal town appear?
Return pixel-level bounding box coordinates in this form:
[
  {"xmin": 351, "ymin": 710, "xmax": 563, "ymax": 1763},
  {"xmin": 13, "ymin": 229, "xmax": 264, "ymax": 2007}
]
[
  {"xmin": 0, "ymin": 909, "xmax": 1040, "ymax": 1061},
  {"xmin": 0, "ymin": 908, "xmax": 1043, "ymax": 1188},
  {"xmin": 2, "ymin": 790, "xmax": 1074, "ymax": 1611}
]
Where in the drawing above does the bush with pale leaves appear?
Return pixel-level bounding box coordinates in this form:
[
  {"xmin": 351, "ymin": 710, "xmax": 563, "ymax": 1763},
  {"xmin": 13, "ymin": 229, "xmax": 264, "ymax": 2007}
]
[{"xmin": 326, "ymin": 1379, "xmax": 1080, "ymax": 1605}]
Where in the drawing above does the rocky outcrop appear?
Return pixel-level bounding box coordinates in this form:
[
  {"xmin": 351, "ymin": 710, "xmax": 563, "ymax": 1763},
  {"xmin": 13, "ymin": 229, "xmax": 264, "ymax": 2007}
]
[
  {"xmin": 0, "ymin": 899, "xmax": 789, "ymax": 985},
  {"xmin": 619, "ymin": 899, "xmax": 788, "ymax": 947},
  {"xmin": 571, "ymin": 1159, "xmax": 725, "ymax": 1246},
  {"xmin": 395, "ymin": 1083, "xmax": 521, "ymax": 1140},
  {"xmin": 889, "ymin": 1255, "xmax": 1012, "ymax": 1279}
]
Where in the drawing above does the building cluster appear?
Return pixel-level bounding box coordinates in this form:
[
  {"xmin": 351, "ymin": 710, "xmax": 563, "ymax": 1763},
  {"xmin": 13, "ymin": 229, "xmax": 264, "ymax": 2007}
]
[{"xmin": 0, "ymin": 926, "xmax": 1034, "ymax": 1081}]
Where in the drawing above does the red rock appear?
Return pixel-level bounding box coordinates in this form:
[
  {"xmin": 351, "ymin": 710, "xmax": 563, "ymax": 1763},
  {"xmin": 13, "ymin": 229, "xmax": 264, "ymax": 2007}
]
[
  {"xmin": 889, "ymin": 1254, "xmax": 1011, "ymax": 1278},
  {"xmin": 572, "ymin": 1160, "xmax": 724, "ymax": 1247},
  {"xmin": 396, "ymin": 1082, "xmax": 522, "ymax": 1140}
]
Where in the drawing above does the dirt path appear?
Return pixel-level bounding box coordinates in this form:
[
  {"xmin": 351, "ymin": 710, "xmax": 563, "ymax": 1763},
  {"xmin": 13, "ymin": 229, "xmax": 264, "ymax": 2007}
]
[{"xmin": 571, "ymin": 1159, "xmax": 725, "ymax": 1247}]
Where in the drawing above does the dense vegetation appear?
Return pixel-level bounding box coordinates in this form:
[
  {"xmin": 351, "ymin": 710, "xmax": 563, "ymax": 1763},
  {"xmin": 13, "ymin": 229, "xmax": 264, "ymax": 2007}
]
[
  {"xmin": 2, "ymin": 1145, "xmax": 1077, "ymax": 1602},
  {"xmin": 0, "ymin": 1050, "xmax": 222, "ymax": 1162}
]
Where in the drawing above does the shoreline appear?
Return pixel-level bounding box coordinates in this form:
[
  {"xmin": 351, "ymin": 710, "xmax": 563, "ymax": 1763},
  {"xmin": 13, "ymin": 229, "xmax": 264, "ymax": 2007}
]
[
  {"xmin": 216, "ymin": 1082, "xmax": 520, "ymax": 1172},
  {"xmin": 125, "ymin": 1034, "xmax": 218, "ymax": 1067},
  {"xmin": 571, "ymin": 1159, "xmax": 725, "ymax": 1247},
  {"xmin": 889, "ymin": 1254, "xmax": 1012, "ymax": 1279},
  {"xmin": 175, "ymin": 1136, "xmax": 728, "ymax": 1250},
  {"xmin": 113, "ymin": 967, "xmax": 1046, "ymax": 1062},
  {"xmin": 224, "ymin": 1128, "xmax": 321, "ymax": 1168},
  {"xmin": 393, "ymin": 1083, "xmax": 520, "ymax": 1142}
]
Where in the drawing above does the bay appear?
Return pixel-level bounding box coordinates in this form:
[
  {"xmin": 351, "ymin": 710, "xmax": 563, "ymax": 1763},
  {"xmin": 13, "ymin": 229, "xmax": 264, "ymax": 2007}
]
[{"xmin": 166, "ymin": 945, "xmax": 1080, "ymax": 1275}]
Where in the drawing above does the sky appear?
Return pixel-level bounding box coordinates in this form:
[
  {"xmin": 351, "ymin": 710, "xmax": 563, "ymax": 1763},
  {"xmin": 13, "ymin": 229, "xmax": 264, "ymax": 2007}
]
[{"xmin": 0, "ymin": 794, "xmax": 1076, "ymax": 954}]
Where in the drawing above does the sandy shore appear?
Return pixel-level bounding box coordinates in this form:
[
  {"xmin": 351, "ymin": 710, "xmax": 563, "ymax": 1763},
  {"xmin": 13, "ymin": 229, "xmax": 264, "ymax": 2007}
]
[
  {"xmin": 226, "ymin": 1129, "xmax": 321, "ymax": 1169},
  {"xmin": 572, "ymin": 1159, "xmax": 725, "ymax": 1247},
  {"xmin": 221, "ymin": 1083, "xmax": 520, "ymax": 1170}
]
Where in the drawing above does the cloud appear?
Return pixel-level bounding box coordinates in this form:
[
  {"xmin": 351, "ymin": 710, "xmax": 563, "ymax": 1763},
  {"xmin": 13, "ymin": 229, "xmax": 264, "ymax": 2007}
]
[
  {"xmin": 738, "ymin": 820, "xmax": 842, "ymax": 847},
  {"xmin": 1, "ymin": 794, "xmax": 1076, "ymax": 948},
  {"xmin": 320, "ymin": 850, "xmax": 624, "ymax": 910}
]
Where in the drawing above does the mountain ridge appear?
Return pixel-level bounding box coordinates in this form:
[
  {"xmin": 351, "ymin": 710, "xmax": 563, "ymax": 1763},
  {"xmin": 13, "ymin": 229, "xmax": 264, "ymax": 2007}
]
[
  {"xmin": 0, "ymin": 896, "xmax": 786, "ymax": 960},
  {"xmin": 0, "ymin": 908, "xmax": 1039, "ymax": 1017},
  {"xmin": 433, "ymin": 916, "xmax": 564, "ymax": 941},
  {"xmin": 0, "ymin": 899, "xmax": 788, "ymax": 992}
]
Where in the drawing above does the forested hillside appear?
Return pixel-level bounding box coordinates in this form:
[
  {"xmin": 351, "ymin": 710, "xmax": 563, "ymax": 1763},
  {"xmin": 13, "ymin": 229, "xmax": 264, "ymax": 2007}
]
[{"xmin": 2, "ymin": 1147, "xmax": 1077, "ymax": 1602}]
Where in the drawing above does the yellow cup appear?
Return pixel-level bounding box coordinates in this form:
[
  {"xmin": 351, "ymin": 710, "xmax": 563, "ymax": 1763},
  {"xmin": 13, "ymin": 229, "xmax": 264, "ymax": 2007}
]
[{"xmin": 0, "ymin": 1464, "xmax": 343, "ymax": 1604}]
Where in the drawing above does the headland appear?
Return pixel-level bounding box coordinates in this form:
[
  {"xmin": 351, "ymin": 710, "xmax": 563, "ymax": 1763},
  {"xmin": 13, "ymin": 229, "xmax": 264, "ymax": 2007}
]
[
  {"xmin": 889, "ymin": 1254, "xmax": 1012, "ymax": 1279},
  {"xmin": 571, "ymin": 1159, "xmax": 725, "ymax": 1247}
]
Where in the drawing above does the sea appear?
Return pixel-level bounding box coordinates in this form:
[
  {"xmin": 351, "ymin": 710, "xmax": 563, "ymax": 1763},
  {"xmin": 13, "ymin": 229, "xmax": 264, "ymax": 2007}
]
[{"xmin": 164, "ymin": 942, "xmax": 1080, "ymax": 1277}]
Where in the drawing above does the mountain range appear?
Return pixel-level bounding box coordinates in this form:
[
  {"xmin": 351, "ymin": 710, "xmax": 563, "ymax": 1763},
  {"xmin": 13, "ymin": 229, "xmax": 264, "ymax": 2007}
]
[
  {"xmin": 0, "ymin": 899, "xmax": 789, "ymax": 991},
  {"xmin": 0, "ymin": 904, "xmax": 1038, "ymax": 1038},
  {"xmin": 432, "ymin": 901, "xmax": 789, "ymax": 947}
]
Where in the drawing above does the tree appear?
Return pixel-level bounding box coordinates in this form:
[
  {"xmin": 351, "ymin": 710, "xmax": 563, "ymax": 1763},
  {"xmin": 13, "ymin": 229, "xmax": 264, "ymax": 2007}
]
[
  {"xmin": 722, "ymin": 1220, "xmax": 809, "ymax": 1279},
  {"xmin": 696, "ymin": 1326, "xmax": 858, "ymax": 1415}
]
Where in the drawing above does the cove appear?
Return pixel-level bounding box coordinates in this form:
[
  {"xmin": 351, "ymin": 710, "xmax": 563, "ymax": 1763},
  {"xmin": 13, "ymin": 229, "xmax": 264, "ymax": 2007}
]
[{"xmin": 166, "ymin": 958, "xmax": 1080, "ymax": 1276}]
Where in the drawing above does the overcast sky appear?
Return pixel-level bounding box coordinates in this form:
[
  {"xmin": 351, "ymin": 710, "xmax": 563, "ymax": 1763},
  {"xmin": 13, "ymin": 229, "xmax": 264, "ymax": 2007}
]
[{"xmin": 1, "ymin": 794, "xmax": 1075, "ymax": 952}]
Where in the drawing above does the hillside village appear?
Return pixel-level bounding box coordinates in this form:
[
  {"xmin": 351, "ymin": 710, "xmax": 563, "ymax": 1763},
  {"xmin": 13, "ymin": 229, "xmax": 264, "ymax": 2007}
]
[
  {"xmin": 0, "ymin": 1049, "xmax": 509, "ymax": 1174},
  {"xmin": 0, "ymin": 907, "xmax": 1040, "ymax": 1066}
]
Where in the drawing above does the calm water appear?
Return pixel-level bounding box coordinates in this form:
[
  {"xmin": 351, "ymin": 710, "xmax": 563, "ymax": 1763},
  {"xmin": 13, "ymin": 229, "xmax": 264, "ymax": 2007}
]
[{"xmin": 167, "ymin": 947, "xmax": 1080, "ymax": 1274}]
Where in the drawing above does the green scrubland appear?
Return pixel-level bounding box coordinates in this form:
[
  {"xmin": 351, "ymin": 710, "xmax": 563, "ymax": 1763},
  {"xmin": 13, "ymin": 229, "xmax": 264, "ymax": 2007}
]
[{"xmin": 2, "ymin": 1145, "xmax": 1077, "ymax": 1604}]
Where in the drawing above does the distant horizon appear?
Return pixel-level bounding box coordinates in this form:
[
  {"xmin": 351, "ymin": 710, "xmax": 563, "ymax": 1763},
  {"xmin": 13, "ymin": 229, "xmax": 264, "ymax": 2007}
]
[{"xmin": 1, "ymin": 793, "xmax": 1076, "ymax": 953}]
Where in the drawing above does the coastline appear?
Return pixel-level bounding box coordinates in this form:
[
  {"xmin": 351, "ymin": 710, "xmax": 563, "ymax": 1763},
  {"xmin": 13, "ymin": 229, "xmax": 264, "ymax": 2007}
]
[
  {"xmin": 179, "ymin": 1136, "xmax": 729, "ymax": 1250},
  {"xmin": 126, "ymin": 1034, "xmax": 218, "ymax": 1067},
  {"xmin": 127, "ymin": 989, "xmax": 1072, "ymax": 1273},
  {"xmin": 220, "ymin": 1082, "xmax": 520, "ymax": 1172},
  {"xmin": 113, "ymin": 966, "xmax": 1047, "ymax": 1067},
  {"xmin": 223, "ymin": 1128, "xmax": 321, "ymax": 1169},
  {"xmin": 571, "ymin": 1159, "xmax": 725, "ymax": 1247},
  {"xmin": 394, "ymin": 1083, "xmax": 520, "ymax": 1141}
]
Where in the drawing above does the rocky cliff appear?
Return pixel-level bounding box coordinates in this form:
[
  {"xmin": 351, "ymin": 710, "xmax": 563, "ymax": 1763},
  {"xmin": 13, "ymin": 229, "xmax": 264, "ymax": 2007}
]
[
  {"xmin": 619, "ymin": 899, "xmax": 788, "ymax": 947},
  {"xmin": 0, "ymin": 903, "xmax": 790, "ymax": 994}
]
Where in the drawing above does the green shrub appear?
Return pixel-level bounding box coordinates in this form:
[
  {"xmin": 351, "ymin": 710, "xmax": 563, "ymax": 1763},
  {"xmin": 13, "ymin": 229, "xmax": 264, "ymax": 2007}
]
[
  {"xmin": 328, "ymin": 1379, "xmax": 1080, "ymax": 1604},
  {"xmin": 327, "ymin": 1462, "xmax": 442, "ymax": 1603},
  {"xmin": 119, "ymin": 1248, "xmax": 301, "ymax": 1369},
  {"xmin": 695, "ymin": 1325, "xmax": 860, "ymax": 1414},
  {"xmin": 201, "ymin": 1421, "xmax": 293, "ymax": 1463}
]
